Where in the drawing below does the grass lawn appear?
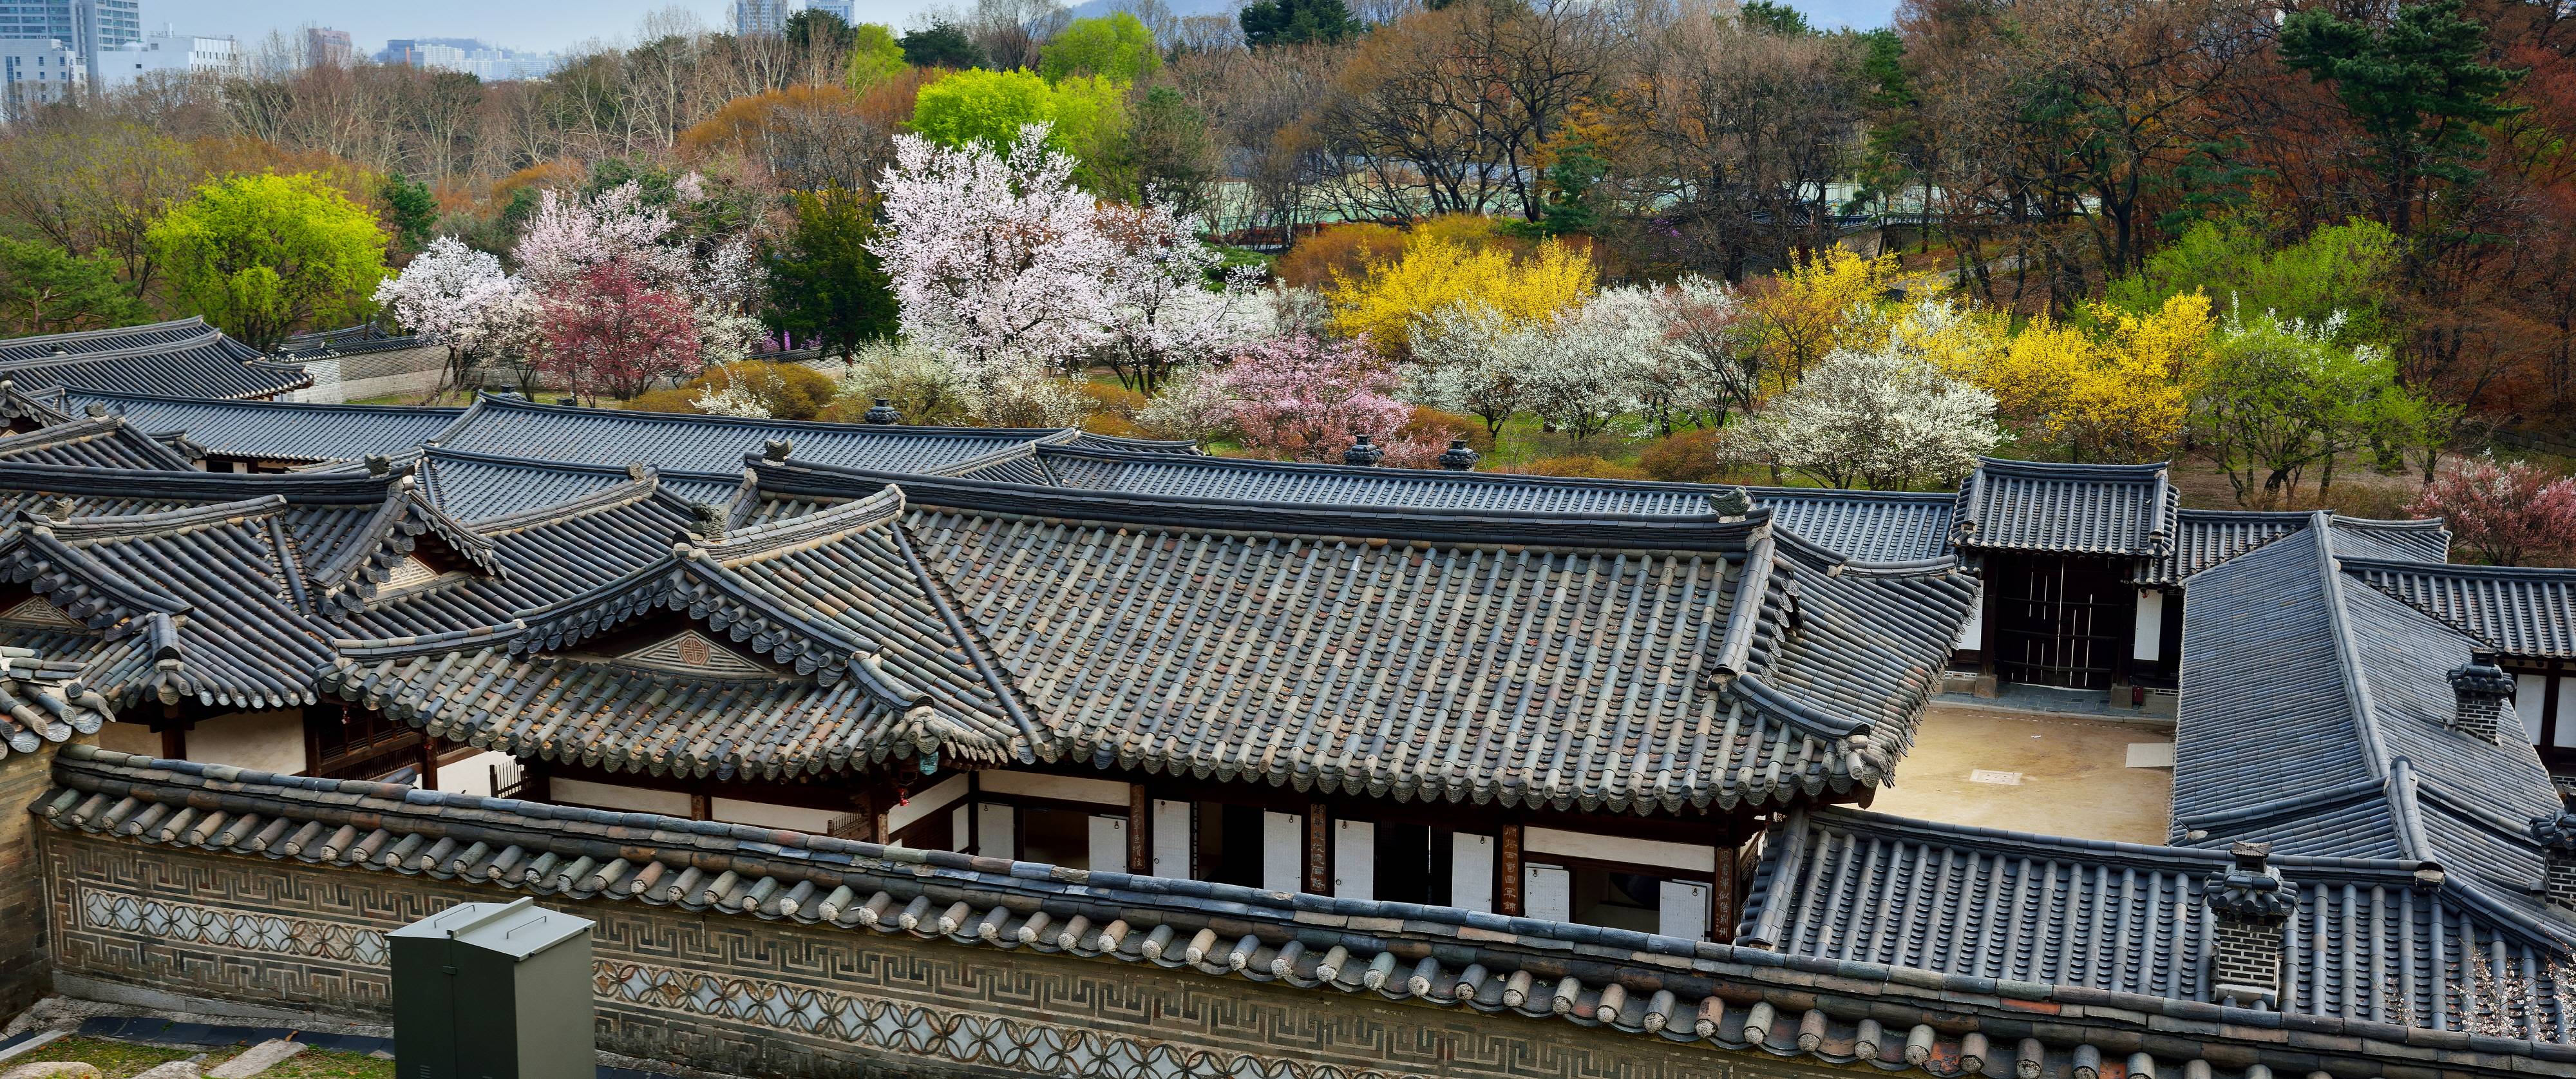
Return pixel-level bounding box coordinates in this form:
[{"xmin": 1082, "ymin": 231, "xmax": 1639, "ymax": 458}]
[{"xmin": 4, "ymin": 1036, "xmax": 392, "ymax": 1079}]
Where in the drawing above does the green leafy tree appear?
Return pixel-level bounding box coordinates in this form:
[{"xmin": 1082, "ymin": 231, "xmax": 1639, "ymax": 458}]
[
  {"xmin": 910, "ymin": 70, "xmax": 1132, "ymax": 187},
  {"xmin": 900, "ymin": 22, "xmax": 983, "ymax": 68},
  {"xmin": 2279, "ymin": 0, "xmax": 2526, "ymax": 236},
  {"xmin": 146, "ymin": 173, "xmax": 388, "ymax": 351},
  {"xmin": 2105, "ymin": 218, "xmax": 2400, "ymax": 343},
  {"xmin": 784, "ymin": 8, "xmax": 857, "ymax": 53},
  {"xmin": 380, "ymin": 174, "xmax": 439, "ymax": 259},
  {"xmin": 1239, "ymin": 0, "xmax": 1361, "ymax": 48},
  {"xmin": 0, "ymin": 237, "xmax": 145, "ymax": 336},
  {"xmin": 1040, "ymin": 14, "xmax": 1162, "ymax": 82},
  {"xmin": 767, "ymin": 185, "xmax": 897, "ymax": 362},
  {"xmin": 1739, "ymin": 0, "xmax": 1812, "ymax": 35},
  {"xmin": 1123, "ymin": 86, "xmax": 1218, "ymax": 215},
  {"xmin": 847, "ymin": 23, "xmax": 908, "ymax": 89},
  {"xmin": 2196, "ymin": 310, "xmax": 2426, "ymax": 504}
]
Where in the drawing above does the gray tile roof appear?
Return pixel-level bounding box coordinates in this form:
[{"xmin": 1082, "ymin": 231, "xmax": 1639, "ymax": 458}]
[
  {"xmin": 407, "ymin": 449, "xmax": 739, "ymax": 520},
  {"xmin": 42, "ymin": 743, "xmax": 2575, "ymax": 1073},
  {"xmin": 2343, "ymin": 559, "xmax": 2576, "ymax": 660},
  {"xmin": 0, "ymin": 651, "xmax": 108, "ymax": 763},
  {"xmin": 2138, "ymin": 511, "xmax": 2450, "ymax": 586},
  {"xmin": 1019, "ymin": 445, "xmax": 1960, "ymax": 562},
  {"xmin": 1743, "ymin": 806, "xmax": 2576, "ymax": 1031},
  {"xmin": 0, "ymin": 415, "xmax": 202, "ymax": 471},
  {"xmin": 2170, "ymin": 513, "xmax": 2568, "ymax": 926},
  {"xmin": 1953, "ymin": 457, "xmax": 2175, "ymax": 557},
  {"xmin": 61, "ymin": 389, "xmax": 462, "ymax": 463},
  {"xmin": 0, "ymin": 324, "xmax": 312, "ymax": 400},
  {"xmin": 426, "ymin": 394, "xmax": 1181, "ymax": 479},
  {"xmin": 725, "ymin": 459, "xmax": 1977, "ymax": 812}
]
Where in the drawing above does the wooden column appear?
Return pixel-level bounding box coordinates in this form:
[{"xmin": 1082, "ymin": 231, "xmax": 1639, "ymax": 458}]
[
  {"xmin": 1498, "ymin": 824, "xmax": 1523, "ymax": 917},
  {"xmin": 161, "ymin": 726, "xmax": 186, "ymax": 762},
  {"xmin": 1712, "ymin": 819, "xmax": 1756, "ymax": 942},
  {"xmin": 690, "ymin": 792, "xmax": 712, "ymax": 821},
  {"xmin": 1305, "ymin": 804, "xmax": 1329, "ymax": 895},
  {"xmin": 415, "ymin": 738, "xmax": 439, "ymax": 791}
]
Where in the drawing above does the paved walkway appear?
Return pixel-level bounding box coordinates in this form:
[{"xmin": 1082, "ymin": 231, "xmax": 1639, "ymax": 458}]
[{"xmin": 0, "ymin": 1018, "xmax": 672, "ymax": 1079}]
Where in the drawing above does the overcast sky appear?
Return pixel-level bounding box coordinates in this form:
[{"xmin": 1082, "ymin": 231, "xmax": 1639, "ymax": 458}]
[{"xmin": 161, "ymin": 0, "xmax": 1895, "ymax": 56}]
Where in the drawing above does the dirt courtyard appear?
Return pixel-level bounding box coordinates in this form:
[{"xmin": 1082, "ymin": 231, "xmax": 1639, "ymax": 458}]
[{"xmin": 1865, "ymin": 702, "xmax": 2175, "ymax": 845}]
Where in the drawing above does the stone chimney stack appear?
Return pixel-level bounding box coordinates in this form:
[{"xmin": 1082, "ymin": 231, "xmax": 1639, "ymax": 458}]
[
  {"xmin": 862, "ymin": 397, "xmax": 900, "ymax": 425},
  {"xmin": 2529, "ymin": 809, "xmax": 2576, "ymax": 912},
  {"xmin": 2204, "ymin": 841, "xmax": 2294, "ymax": 1009},
  {"xmin": 1436, "ymin": 439, "xmax": 1478, "ymax": 472},
  {"xmin": 1343, "ymin": 433, "xmax": 1383, "ymax": 468},
  {"xmin": 2446, "ymin": 651, "xmax": 2515, "ymax": 743}
]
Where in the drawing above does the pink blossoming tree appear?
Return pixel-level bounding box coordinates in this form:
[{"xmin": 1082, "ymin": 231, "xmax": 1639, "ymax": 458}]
[
  {"xmin": 1220, "ymin": 334, "xmax": 1437, "ymax": 467},
  {"xmin": 2407, "ymin": 455, "xmax": 2576, "ymax": 566},
  {"xmin": 540, "ymin": 262, "xmax": 701, "ymax": 404}
]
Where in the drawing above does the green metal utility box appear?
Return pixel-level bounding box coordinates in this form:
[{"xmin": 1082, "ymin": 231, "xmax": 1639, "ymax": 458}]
[{"xmin": 390, "ymin": 898, "xmax": 595, "ymax": 1079}]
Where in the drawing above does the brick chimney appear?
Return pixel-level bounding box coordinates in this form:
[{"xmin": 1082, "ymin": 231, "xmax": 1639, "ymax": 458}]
[
  {"xmin": 2529, "ymin": 809, "xmax": 2576, "ymax": 912},
  {"xmin": 2204, "ymin": 841, "xmax": 2294, "ymax": 1009},
  {"xmin": 2445, "ymin": 651, "xmax": 2515, "ymax": 743}
]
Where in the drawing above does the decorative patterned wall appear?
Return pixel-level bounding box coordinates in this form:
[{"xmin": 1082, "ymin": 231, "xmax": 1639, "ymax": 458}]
[{"xmin": 44, "ymin": 834, "xmax": 1835, "ymax": 1079}]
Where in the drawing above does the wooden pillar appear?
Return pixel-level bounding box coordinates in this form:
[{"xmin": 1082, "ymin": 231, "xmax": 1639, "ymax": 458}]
[
  {"xmin": 1498, "ymin": 824, "xmax": 1523, "ymax": 917},
  {"xmin": 521, "ymin": 759, "xmax": 552, "ymax": 803},
  {"xmin": 415, "ymin": 737, "xmax": 439, "ymax": 791},
  {"xmin": 689, "ymin": 792, "xmax": 712, "ymax": 821},
  {"xmin": 160, "ymin": 726, "xmax": 186, "ymax": 762},
  {"xmin": 1712, "ymin": 818, "xmax": 1757, "ymax": 942},
  {"xmin": 1127, "ymin": 783, "xmax": 1150, "ymax": 874},
  {"xmin": 1305, "ymin": 803, "xmax": 1329, "ymax": 895}
]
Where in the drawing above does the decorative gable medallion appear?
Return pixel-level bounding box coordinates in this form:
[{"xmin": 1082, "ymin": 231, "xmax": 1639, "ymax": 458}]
[
  {"xmin": 618, "ymin": 629, "xmax": 770, "ymax": 676},
  {"xmin": 381, "ymin": 555, "xmax": 444, "ymax": 593},
  {"xmin": 0, "ymin": 595, "xmax": 84, "ymax": 631}
]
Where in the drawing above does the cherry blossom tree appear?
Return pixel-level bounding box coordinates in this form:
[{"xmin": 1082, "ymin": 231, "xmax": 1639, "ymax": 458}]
[
  {"xmin": 540, "ymin": 262, "xmax": 701, "ymax": 405},
  {"xmin": 1091, "ymin": 200, "xmax": 1271, "ymax": 397},
  {"xmin": 1729, "ymin": 309, "xmax": 2003, "ymax": 490},
  {"xmin": 1524, "ymin": 286, "xmax": 1660, "ymax": 442},
  {"xmin": 1408, "ymin": 301, "xmax": 1540, "ymax": 438},
  {"xmin": 374, "ymin": 237, "xmax": 513, "ymax": 394},
  {"xmin": 871, "ymin": 126, "xmax": 1117, "ymax": 388},
  {"xmin": 1222, "ymin": 334, "xmax": 1435, "ymax": 466},
  {"xmin": 2407, "ymin": 455, "xmax": 2576, "ymax": 566},
  {"xmin": 1658, "ymin": 276, "xmax": 1765, "ymax": 428},
  {"xmin": 512, "ymin": 182, "xmax": 690, "ymax": 290}
]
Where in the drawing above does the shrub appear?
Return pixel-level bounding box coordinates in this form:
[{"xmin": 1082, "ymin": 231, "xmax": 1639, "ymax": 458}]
[
  {"xmin": 1400, "ymin": 406, "xmax": 1485, "ymax": 454},
  {"xmin": 1075, "ymin": 380, "xmax": 1149, "ymax": 419},
  {"xmin": 1639, "ymin": 428, "xmax": 1728, "ymax": 482},
  {"xmin": 1521, "ymin": 455, "xmax": 1649, "ymax": 480},
  {"xmin": 819, "ymin": 340, "xmax": 978, "ymax": 426},
  {"xmin": 1275, "ymin": 223, "xmax": 1405, "ymax": 289},
  {"xmin": 623, "ymin": 387, "xmax": 700, "ymax": 414},
  {"xmin": 1080, "ymin": 412, "xmax": 1146, "ymax": 437}
]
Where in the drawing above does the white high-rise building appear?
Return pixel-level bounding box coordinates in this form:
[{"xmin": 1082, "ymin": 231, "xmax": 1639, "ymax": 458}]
[
  {"xmin": 0, "ymin": 0, "xmax": 138, "ymax": 86},
  {"xmin": 0, "ymin": 35, "xmax": 84, "ymax": 120},
  {"xmin": 732, "ymin": 0, "xmax": 790, "ymax": 36},
  {"xmin": 93, "ymin": 26, "xmax": 238, "ymax": 90}
]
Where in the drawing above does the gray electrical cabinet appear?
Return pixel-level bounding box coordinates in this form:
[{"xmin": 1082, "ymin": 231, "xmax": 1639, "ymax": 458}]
[{"xmin": 390, "ymin": 898, "xmax": 596, "ymax": 1079}]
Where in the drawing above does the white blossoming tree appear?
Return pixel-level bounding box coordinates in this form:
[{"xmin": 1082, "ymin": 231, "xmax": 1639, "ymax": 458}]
[
  {"xmin": 511, "ymin": 183, "xmax": 692, "ymax": 291},
  {"xmin": 374, "ymin": 237, "xmax": 536, "ymax": 396},
  {"xmin": 1091, "ymin": 200, "xmax": 1271, "ymax": 397},
  {"xmin": 1524, "ymin": 286, "xmax": 1661, "ymax": 442},
  {"xmin": 1730, "ymin": 305, "xmax": 2003, "ymax": 490},
  {"xmin": 871, "ymin": 125, "xmax": 1119, "ymax": 408},
  {"xmin": 1408, "ymin": 301, "xmax": 1542, "ymax": 439}
]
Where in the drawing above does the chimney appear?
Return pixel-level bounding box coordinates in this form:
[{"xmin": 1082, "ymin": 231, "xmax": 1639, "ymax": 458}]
[
  {"xmin": 2445, "ymin": 651, "xmax": 2515, "ymax": 743},
  {"xmin": 2204, "ymin": 841, "xmax": 2293, "ymax": 1009},
  {"xmin": 762, "ymin": 438, "xmax": 792, "ymax": 461},
  {"xmin": 1436, "ymin": 438, "xmax": 1478, "ymax": 472},
  {"xmin": 862, "ymin": 397, "xmax": 900, "ymax": 425},
  {"xmin": 2530, "ymin": 809, "xmax": 2576, "ymax": 912},
  {"xmin": 1343, "ymin": 433, "xmax": 1383, "ymax": 468}
]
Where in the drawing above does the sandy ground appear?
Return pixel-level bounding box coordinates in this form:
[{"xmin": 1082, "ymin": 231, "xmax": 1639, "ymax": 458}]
[{"xmin": 1866, "ymin": 702, "xmax": 2174, "ymax": 845}]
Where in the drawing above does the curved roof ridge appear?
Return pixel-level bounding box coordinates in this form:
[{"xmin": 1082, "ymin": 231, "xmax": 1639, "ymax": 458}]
[
  {"xmin": 2311, "ymin": 515, "xmax": 2402, "ymax": 825},
  {"xmin": 2342, "ymin": 553, "xmax": 2573, "ymax": 580},
  {"xmin": 753, "ymin": 457, "xmax": 1774, "ymax": 553},
  {"xmin": 331, "ymin": 620, "xmax": 524, "ymax": 658},
  {"xmin": 0, "ymin": 461, "xmax": 419, "ymax": 504},
  {"xmin": 1036, "ymin": 441, "xmax": 1956, "ymax": 502},
  {"xmin": 0, "ymin": 316, "xmax": 207, "ymax": 349},
  {"xmin": 39, "ymin": 493, "xmax": 292, "ymax": 543},
  {"xmin": 0, "ymin": 415, "xmax": 201, "ymax": 471},
  {"xmin": 467, "ymin": 467, "xmax": 667, "ymax": 533},
  {"xmin": 60, "ymin": 385, "xmax": 467, "ymax": 417},
  {"xmin": 703, "ymin": 484, "xmax": 904, "ymax": 566},
  {"xmin": 1970, "ymin": 455, "xmax": 2171, "ymax": 480},
  {"xmin": 450, "ymin": 392, "xmax": 1081, "ymax": 439}
]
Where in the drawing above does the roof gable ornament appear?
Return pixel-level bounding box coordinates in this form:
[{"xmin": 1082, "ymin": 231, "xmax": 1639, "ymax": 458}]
[
  {"xmin": 618, "ymin": 629, "xmax": 772, "ymax": 677},
  {"xmin": 1709, "ymin": 488, "xmax": 1752, "ymax": 520},
  {"xmin": 763, "ymin": 438, "xmax": 793, "ymax": 461},
  {"xmin": 687, "ymin": 502, "xmax": 728, "ymax": 540},
  {"xmin": 0, "ymin": 595, "xmax": 85, "ymax": 632}
]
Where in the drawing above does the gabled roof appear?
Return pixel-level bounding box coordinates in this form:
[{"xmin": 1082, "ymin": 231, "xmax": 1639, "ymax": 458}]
[
  {"xmin": 0, "ymin": 414, "xmax": 202, "ymax": 471},
  {"xmin": 0, "ymin": 317, "xmax": 223, "ymax": 362},
  {"xmin": 325, "ymin": 487, "xmax": 1029, "ymax": 781},
  {"xmin": 1000, "ymin": 443, "xmax": 1960, "ymax": 562},
  {"xmin": 61, "ymin": 388, "xmax": 462, "ymax": 463},
  {"xmin": 1743, "ymin": 805, "xmax": 2575, "ymax": 1031},
  {"xmin": 407, "ymin": 448, "xmax": 739, "ymax": 520},
  {"xmin": 1953, "ymin": 457, "xmax": 2174, "ymax": 557},
  {"xmin": 2344, "ymin": 559, "xmax": 2576, "ymax": 660},
  {"xmin": 2137, "ymin": 510, "xmax": 2450, "ymax": 586},
  {"xmin": 0, "ymin": 325, "xmax": 310, "ymax": 400},
  {"xmin": 425, "ymin": 393, "xmax": 1194, "ymax": 479},
  {"xmin": 733, "ymin": 458, "xmax": 1977, "ymax": 812},
  {"xmin": 2170, "ymin": 514, "xmax": 2567, "ymax": 922}
]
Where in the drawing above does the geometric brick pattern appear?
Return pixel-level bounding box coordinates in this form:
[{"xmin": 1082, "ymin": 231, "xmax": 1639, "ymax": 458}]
[{"xmin": 45, "ymin": 836, "xmax": 1799, "ymax": 1079}]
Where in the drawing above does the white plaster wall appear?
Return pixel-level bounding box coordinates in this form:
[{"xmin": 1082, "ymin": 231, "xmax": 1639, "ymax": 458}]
[{"xmin": 185, "ymin": 710, "xmax": 307, "ymax": 776}]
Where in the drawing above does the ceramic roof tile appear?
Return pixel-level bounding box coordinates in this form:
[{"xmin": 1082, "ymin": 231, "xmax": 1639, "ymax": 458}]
[
  {"xmin": 428, "ymin": 394, "xmax": 1113, "ymax": 477},
  {"xmin": 62, "ymin": 389, "xmax": 462, "ymax": 463},
  {"xmin": 2343, "ymin": 559, "xmax": 2576, "ymax": 660},
  {"xmin": 1953, "ymin": 458, "xmax": 2174, "ymax": 557},
  {"xmin": 0, "ymin": 415, "xmax": 201, "ymax": 470},
  {"xmin": 0, "ymin": 323, "xmax": 311, "ymax": 399}
]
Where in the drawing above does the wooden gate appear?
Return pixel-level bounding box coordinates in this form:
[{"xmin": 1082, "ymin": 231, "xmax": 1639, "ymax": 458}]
[{"xmin": 1993, "ymin": 556, "xmax": 2131, "ymax": 690}]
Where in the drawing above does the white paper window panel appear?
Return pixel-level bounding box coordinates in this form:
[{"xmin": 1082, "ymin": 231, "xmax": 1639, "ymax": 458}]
[
  {"xmin": 950, "ymin": 805, "xmax": 971, "ymax": 852},
  {"xmin": 1088, "ymin": 814, "xmax": 1128, "ymax": 872},
  {"xmin": 2560, "ymin": 677, "xmax": 2576, "ymax": 749},
  {"xmin": 1954, "ymin": 602, "xmax": 1984, "ymax": 651},
  {"xmin": 1451, "ymin": 833, "xmax": 1495, "ymax": 912},
  {"xmin": 977, "ymin": 803, "xmax": 1016, "ymax": 859},
  {"xmin": 2516, "ymin": 674, "xmax": 2546, "ymax": 745},
  {"xmin": 1659, "ymin": 880, "xmax": 1710, "ymax": 940},
  {"xmin": 1262, "ymin": 811, "xmax": 1302, "ymax": 893},
  {"xmin": 885, "ymin": 772, "xmax": 971, "ymax": 834},
  {"xmin": 1151, "ymin": 799, "xmax": 1193, "ymax": 879},
  {"xmin": 1523, "ymin": 863, "xmax": 1571, "ymax": 923},
  {"xmin": 2132, "ymin": 591, "xmax": 2164, "ymax": 662},
  {"xmin": 1333, "ymin": 819, "xmax": 1373, "ymax": 899}
]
